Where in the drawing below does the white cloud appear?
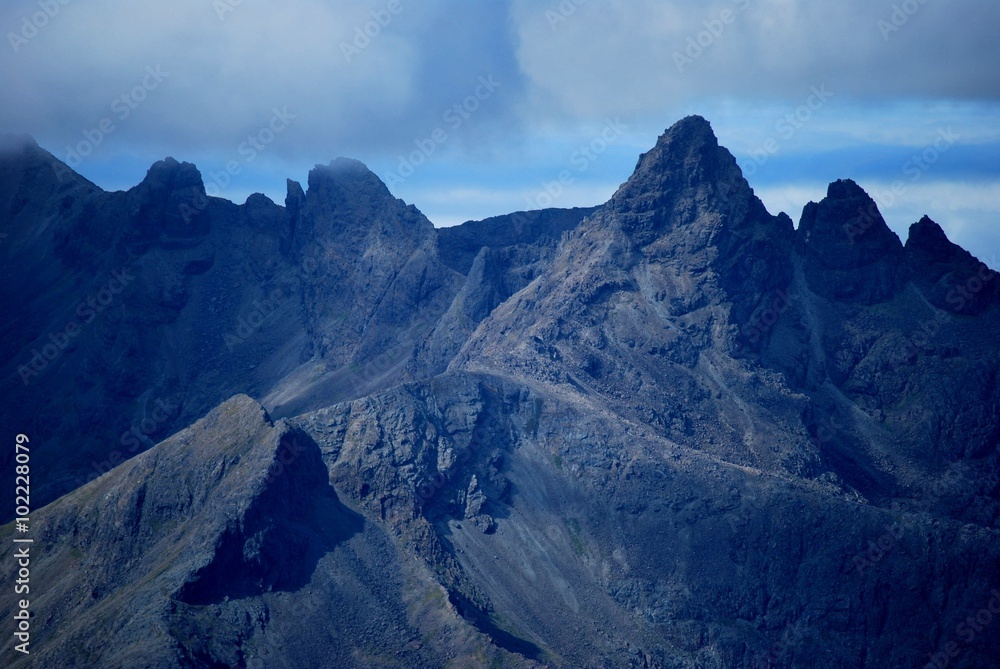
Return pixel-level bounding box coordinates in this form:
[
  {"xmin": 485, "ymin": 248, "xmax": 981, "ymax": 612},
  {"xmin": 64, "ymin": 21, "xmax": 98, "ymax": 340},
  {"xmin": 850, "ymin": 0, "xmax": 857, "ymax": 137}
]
[
  {"xmin": 511, "ymin": 0, "xmax": 1000, "ymax": 124},
  {"xmin": 3, "ymin": 0, "xmax": 999, "ymax": 252}
]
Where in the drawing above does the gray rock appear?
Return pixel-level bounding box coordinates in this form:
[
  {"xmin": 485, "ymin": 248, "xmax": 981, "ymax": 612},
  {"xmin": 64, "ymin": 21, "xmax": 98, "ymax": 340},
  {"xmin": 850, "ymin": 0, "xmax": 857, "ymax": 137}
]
[{"xmin": 2, "ymin": 116, "xmax": 1000, "ymax": 667}]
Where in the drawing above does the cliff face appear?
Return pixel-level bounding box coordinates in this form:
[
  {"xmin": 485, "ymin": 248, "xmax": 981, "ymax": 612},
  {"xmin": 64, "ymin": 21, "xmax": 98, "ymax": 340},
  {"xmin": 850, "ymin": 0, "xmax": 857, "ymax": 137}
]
[
  {"xmin": 2, "ymin": 117, "xmax": 999, "ymax": 668},
  {"xmin": 0, "ymin": 395, "xmax": 536, "ymax": 668},
  {"xmin": 0, "ymin": 143, "xmax": 583, "ymax": 509}
]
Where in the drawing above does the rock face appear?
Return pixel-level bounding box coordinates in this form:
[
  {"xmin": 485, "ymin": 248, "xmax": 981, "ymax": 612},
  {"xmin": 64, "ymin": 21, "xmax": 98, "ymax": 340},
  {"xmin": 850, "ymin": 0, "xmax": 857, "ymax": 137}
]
[
  {"xmin": 0, "ymin": 395, "xmax": 537, "ymax": 668},
  {"xmin": 905, "ymin": 214, "xmax": 999, "ymax": 314},
  {"xmin": 797, "ymin": 178, "xmax": 904, "ymax": 304},
  {"xmin": 456, "ymin": 116, "xmax": 807, "ymax": 475},
  {"xmin": 2, "ymin": 117, "xmax": 1000, "ymax": 668},
  {"xmin": 0, "ymin": 143, "xmax": 586, "ymax": 509}
]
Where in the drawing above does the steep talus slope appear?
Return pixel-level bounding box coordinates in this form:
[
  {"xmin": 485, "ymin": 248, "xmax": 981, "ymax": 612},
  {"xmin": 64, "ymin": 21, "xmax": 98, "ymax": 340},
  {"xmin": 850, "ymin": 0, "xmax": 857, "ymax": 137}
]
[{"xmin": 294, "ymin": 369, "xmax": 1000, "ymax": 667}]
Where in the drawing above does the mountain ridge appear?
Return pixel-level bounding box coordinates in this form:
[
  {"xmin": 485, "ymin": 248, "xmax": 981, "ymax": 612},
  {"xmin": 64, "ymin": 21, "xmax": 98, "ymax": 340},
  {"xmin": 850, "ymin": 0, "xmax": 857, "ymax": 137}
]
[{"xmin": 2, "ymin": 118, "xmax": 999, "ymax": 667}]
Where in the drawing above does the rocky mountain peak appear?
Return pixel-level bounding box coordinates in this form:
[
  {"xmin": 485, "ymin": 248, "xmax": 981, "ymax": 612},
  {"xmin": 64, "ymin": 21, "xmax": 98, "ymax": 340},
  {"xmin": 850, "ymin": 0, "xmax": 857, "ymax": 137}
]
[
  {"xmin": 305, "ymin": 157, "xmax": 393, "ymax": 205},
  {"xmin": 603, "ymin": 115, "xmax": 761, "ymax": 248},
  {"xmin": 615, "ymin": 116, "xmax": 743, "ymax": 198},
  {"xmin": 799, "ymin": 178, "xmax": 898, "ymax": 248},
  {"xmin": 640, "ymin": 114, "xmax": 718, "ymax": 167},
  {"xmin": 134, "ymin": 156, "xmax": 206, "ymax": 197},
  {"xmin": 797, "ymin": 178, "xmax": 904, "ymax": 304},
  {"xmin": 292, "ymin": 156, "xmax": 434, "ymax": 253},
  {"xmin": 906, "ymin": 215, "xmax": 952, "ymax": 257},
  {"xmin": 0, "ymin": 134, "xmax": 98, "ymax": 209},
  {"xmin": 126, "ymin": 157, "xmax": 210, "ymax": 239},
  {"xmin": 905, "ymin": 215, "xmax": 997, "ymax": 313}
]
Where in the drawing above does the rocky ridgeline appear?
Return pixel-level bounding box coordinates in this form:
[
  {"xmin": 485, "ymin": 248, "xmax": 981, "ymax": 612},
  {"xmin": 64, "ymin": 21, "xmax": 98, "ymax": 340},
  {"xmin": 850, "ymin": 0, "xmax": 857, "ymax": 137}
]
[{"xmin": 1, "ymin": 117, "xmax": 999, "ymax": 667}]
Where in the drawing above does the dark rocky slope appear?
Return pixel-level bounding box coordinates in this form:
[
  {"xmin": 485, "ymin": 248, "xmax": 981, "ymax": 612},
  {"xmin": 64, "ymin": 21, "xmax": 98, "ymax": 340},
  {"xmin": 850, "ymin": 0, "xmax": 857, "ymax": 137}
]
[
  {"xmin": 0, "ymin": 395, "xmax": 536, "ymax": 668},
  {"xmin": 2, "ymin": 117, "xmax": 999, "ymax": 667},
  {"xmin": 0, "ymin": 139, "xmax": 587, "ymax": 510}
]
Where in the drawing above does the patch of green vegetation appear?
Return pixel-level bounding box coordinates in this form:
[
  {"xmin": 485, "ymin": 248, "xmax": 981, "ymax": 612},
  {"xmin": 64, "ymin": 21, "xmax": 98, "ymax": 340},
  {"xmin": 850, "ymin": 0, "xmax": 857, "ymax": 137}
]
[
  {"xmin": 564, "ymin": 517, "xmax": 587, "ymax": 557},
  {"xmin": 525, "ymin": 397, "xmax": 543, "ymax": 436},
  {"xmin": 421, "ymin": 586, "xmax": 445, "ymax": 609}
]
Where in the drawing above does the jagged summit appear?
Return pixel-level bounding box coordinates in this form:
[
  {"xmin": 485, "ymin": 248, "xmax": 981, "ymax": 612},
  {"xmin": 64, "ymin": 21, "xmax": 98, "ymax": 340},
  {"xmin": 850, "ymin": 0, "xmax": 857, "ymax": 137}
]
[
  {"xmin": 133, "ymin": 156, "xmax": 206, "ymax": 196},
  {"xmin": 632, "ymin": 114, "xmax": 719, "ymax": 172},
  {"xmin": 800, "ymin": 178, "xmax": 899, "ymax": 247},
  {"xmin": 312, "ymin": 156, "xmax": 374, "ymax": 177},
  {"xmin": 599, "ymin": 115, "xmax": 775, "ymax": 255},
  {"xmin": 3, "ymin": 117, "xmax": 1000, "ymax": 668},
  {"xmin": 0, "ymin": 134, "xmax": 99, "ymax": 198},
  {"xmin": 905, "ymin": 214, "xmax": 998, "ymax": 313},
  {"xmin": 610, "ymin": 115, "xmax": 746, "ymax": 211},
  {"xmin": 797, "ymin": 177, "xmax": 904, "ymax": 304},
  {"xmin": 906, "ymin": 214, "xmax": 955, "ymax": 256},
  {"xmin": 289, "ymin": 155, "xmax": 435, "ymax": 253},
  {"xmin": 306, "ymin": 156, "xmax": 393, "ymax": 201}
]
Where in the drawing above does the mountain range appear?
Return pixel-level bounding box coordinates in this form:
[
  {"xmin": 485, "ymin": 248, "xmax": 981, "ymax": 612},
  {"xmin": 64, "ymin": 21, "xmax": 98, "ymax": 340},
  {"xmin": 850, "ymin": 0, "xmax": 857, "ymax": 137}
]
[{"xmin": 1, "ymin": 116, "xmax": 998, "ymax": 668}]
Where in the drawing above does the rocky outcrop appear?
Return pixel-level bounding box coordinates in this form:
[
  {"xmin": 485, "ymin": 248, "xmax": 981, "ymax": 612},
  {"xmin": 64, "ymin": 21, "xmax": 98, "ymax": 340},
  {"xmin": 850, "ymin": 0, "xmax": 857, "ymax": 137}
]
[
  {"xmin": 797, "ymin": 179, "xmax": 904, "ymax": 305},
  {"xmin": 0, "ymin": 394, "xmax": 535, "ymax": 668},
  {"xmin": 905, "ymin": 215, "xmax": 998, "ymax": 314}
]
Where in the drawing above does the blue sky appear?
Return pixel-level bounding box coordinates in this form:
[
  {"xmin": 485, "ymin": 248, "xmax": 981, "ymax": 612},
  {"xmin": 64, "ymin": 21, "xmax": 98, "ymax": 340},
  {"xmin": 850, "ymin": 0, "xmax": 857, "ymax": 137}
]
[{"xmin": 2, "ymin": 0, "xmax": 998, "ymax": 265}]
